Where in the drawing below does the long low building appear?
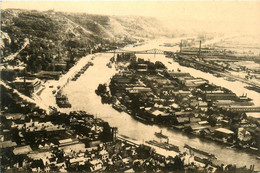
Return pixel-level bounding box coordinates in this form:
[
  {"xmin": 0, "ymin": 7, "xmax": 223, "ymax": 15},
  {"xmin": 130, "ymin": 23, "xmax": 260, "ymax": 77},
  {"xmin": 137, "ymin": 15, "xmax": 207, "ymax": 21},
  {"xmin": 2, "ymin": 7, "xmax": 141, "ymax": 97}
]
[
  {"xmin": 126, "ymin": 86, "xmax": 151, "ymax": 94},
  {"xmin": 214, "ymin": 128, "xmax": 235, "ymax": 138},
  {"xmin": 205, "ymin": 93, "xmax": 237, "ymax": 101},
  {"xmin": 226, "ymin": 106, "xmax": 260, "ymax": 112},
  {"xmin": 11, "ymin": 77, "xmax": 42, "ymax": 96}
]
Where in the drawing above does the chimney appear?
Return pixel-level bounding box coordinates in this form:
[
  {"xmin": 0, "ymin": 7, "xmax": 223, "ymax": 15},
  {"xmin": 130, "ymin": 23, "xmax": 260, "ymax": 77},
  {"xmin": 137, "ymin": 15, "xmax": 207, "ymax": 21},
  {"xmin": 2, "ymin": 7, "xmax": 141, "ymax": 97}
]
[
  {"xmin": 198, "ymin": 40, "xmax": 201, "ymax": 58},
  {"xmin": 180, "ymin": 40, "xmax": 183, "ymax": 54}
]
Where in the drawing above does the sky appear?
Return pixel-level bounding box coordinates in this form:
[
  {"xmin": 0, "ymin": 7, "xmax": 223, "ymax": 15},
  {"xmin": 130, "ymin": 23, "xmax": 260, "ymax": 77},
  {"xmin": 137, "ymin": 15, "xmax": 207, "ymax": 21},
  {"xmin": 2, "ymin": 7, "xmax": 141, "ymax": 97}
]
[{"xmin": 2, "ymin": 1, "xmax": 260, "ymax": 35}]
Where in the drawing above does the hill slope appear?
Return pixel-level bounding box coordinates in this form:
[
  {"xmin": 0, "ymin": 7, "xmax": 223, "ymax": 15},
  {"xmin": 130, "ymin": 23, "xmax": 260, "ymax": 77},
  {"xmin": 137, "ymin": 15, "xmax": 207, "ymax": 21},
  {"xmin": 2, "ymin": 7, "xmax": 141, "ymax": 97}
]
[{"xmin": 1, "ymin": 9, "xmax": 172, "ymax": 74}]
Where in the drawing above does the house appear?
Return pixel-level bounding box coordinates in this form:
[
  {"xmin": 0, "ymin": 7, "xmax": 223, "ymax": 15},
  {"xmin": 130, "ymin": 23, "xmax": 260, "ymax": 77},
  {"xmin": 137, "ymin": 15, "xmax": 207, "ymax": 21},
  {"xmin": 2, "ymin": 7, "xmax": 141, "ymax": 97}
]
[
  {"xmin": 171, "ymin": 103, "xmax": 181, "ymax": 110},
  {"xmin": 126, "ymin": 87, "xmax": 151, "ymax": 94},
  {"xmin": 190, "ymin": 117, "xmax": 201, "ymax": 123},
  {"xmin": 70, "ymin": 157, "xmax": 88, "ymax": 166},
  {"xmin": 4, "ymin": 113, "xmax": 26, "ymax": 120},
  {"xmin": 136, "ymin": 64, "xmax": 148, "ymax": 73},
  {"xmin": 174, "ymin": 90, "xmax": 191, "ymax": 96},
  {"xmin": 237, "ymin": 127, "xmax": 252, "ymax": 143},
  {"xmin": 0, "ymin": 140, "xmax": 17, "ymax": 149},
  {"xmin": 198, "ymin": 101, "xmax": 207, "ymax": 107},
  {"xmin": 176, "ymin": 117, "xmax": 190, "ymax": 125},
  {"xmin": 99, "ymin": 150, "xmax": 109, "ymax": 161},
  {"xmin": 184, "ymin": 79, "xmax": 207, "ymax": 88},
  {"xmin": 89, "ymin": 159, "xmax": 103, "ymax": 172},
  {"xmin": 151, "ymin": 110, "xmax": 169, "ymax": 117},
  {"xmin": 197, "ymin": 83, "xmax": 219, "ymax": 92},
  {"xmin": 58, "ymin": 138, "xmax": 79, "ymax": 147},
  {"xmin": 175, "ymin": 111, "xmax": 192, "ymax": 117},
  {"xmin": 11, "ymin": 77, "xmax": 42, "ymax": 96},
  {"xmin": 35, "ymin": 71, "xmax": 62, "ymax": 80},
  {"xmin": 214, "ymin": 128, "xmax": 234, "ymax": 139},
  {"xmin": 186, "ymin": 124, "xmax": 210, "ymax": 132},
  {"xmin": 54, "ymin": 62, "xmax": 67, "ymax": 71},
  {"xmin": 198, "ymin": 101, "xmax": 208, "ymax": 111},
  {"xmin": 198, "ymin": 121, "xmax": 209, "ymax": 126},
  {"xmin": 168, "ymin": 72, "xmax": 191, "ymax": 78},
  {"xmin": 13, "ymin": 145, "xmax": 32, "ymax": 155}
]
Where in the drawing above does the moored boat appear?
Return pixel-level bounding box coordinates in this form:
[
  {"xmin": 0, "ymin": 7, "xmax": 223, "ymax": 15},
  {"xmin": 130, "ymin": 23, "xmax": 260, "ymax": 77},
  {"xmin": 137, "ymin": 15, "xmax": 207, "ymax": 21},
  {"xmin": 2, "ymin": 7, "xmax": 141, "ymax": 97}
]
[{"xmin": 155, "ymin": 130, "xmax": 168, "ymax": 139}]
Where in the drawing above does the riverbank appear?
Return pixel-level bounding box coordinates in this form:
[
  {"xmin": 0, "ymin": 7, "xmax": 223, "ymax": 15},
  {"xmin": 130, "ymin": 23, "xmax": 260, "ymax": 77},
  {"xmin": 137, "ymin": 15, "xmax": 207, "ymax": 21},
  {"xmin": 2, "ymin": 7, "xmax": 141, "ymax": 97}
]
[
  {"xmin": 174, "ymin": 54, "xmax": 260, "ymax": 94},
  {"xmin": 103, "ymin": 55, "xmax": 259, "ymax": 154},
  {"xmin": 31, "ymin": 37, "xmax": 259, "ymax": 170},
  {"xmin": 60, "ymin": 52, "xmax": 260, "ymax": 170}
]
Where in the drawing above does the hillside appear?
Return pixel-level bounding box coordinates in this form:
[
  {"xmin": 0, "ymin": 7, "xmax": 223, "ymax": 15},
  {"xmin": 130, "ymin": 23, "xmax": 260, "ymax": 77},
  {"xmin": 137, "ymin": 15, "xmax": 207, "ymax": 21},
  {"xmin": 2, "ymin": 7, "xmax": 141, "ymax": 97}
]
[{"xmin": 1, "ymin": 9, "xmax": 172, "ymax": 75}]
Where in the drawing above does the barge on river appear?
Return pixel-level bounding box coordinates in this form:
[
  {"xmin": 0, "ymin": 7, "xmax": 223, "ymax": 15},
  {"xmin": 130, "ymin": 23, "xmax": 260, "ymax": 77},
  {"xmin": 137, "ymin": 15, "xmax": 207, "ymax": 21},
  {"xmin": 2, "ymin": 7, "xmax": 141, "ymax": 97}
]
[
  {"xmin": 155, "ymin": 130, "xmax": 168, "ymax": 139},
  {"xmin": 184, "ymin": 144, "xmax": 217, "ymax": 159},
  {"xmin": 146, "ymin": 140, "xmax": 180, "ymax": 153}
]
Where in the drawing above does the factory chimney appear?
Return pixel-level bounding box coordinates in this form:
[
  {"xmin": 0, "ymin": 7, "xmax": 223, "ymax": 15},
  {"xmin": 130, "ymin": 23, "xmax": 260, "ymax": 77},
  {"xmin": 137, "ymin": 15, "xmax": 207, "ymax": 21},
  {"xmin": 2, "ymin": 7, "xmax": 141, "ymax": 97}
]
[
  {"xmin": 198, "ymin": 40, "xmax": 202, "ymax": 58},
  {"xmin": 180, "ymin": 40, "xmax": 183, "ymax": 54}
]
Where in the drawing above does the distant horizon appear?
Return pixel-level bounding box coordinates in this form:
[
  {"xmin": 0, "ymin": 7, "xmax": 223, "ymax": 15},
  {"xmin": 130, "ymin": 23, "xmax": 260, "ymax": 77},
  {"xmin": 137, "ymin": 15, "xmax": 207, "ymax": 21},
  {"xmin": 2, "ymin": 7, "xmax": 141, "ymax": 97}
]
[{"xmin": 2, "ymin": 1, "xmax": 260, "ymax": 36}]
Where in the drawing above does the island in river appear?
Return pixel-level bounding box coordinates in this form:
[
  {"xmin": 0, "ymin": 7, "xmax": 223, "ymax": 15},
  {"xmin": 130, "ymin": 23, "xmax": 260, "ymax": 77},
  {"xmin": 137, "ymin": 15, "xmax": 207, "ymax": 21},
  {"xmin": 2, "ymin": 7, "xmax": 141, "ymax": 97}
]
[{"xmin": 97, "ymin": 52, "xmax": 259, "ymax": 154}]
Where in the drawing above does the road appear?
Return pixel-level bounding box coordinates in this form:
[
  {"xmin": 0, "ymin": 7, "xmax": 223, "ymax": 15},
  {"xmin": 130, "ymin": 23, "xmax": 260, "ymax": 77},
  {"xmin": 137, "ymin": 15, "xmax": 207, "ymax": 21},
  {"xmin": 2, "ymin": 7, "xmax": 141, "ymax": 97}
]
[{"xmin": 3, "ymin": 38, "xmax": 29, "ymax": 62}]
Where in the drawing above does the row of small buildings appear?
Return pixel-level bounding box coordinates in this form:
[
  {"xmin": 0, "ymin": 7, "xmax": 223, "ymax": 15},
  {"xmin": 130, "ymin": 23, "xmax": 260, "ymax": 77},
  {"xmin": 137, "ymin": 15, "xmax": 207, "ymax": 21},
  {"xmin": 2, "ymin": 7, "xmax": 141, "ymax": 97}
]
[{"xmin": 108, "ymin": 59, "xmax": 260, "ymax": 153}]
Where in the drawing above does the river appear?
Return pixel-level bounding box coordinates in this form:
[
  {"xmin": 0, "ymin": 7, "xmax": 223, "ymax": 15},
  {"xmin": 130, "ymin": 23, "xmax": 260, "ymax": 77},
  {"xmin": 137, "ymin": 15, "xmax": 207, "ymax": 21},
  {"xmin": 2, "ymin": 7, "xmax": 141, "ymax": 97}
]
[{"xmin": 62, "ymin": 39, "xmax": 260, "ymax": 170}]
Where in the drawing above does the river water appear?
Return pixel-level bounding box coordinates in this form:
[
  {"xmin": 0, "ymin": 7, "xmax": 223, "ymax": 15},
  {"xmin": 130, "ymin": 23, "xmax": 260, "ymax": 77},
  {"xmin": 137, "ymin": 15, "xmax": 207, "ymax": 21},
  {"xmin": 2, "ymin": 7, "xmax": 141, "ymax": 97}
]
[{"xmin": 63, "ymin": 39, "xmax": 260, "ymax": 170}]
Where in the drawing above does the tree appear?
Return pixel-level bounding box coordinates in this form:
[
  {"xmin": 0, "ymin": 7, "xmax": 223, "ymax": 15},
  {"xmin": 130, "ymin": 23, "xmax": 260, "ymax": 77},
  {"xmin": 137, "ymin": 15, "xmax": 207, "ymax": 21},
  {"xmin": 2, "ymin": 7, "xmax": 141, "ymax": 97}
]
[
  {"xmin": 101, "ymin": 122, "xmax": 112, "ymax": 142},
  {"xmin": 207, "ymin": 115, "xmax": 217, "ymax": 127},
  {"xmin": 173, "ymin": 155, "xmax": 184, "ymax": 171},
  {"xmin": 132, "ymin": 160, "xmax": 143, "ymax": 172},
  {"xmin": 95, "ymin": 84, "xmax": 107, "ymax": 96}
]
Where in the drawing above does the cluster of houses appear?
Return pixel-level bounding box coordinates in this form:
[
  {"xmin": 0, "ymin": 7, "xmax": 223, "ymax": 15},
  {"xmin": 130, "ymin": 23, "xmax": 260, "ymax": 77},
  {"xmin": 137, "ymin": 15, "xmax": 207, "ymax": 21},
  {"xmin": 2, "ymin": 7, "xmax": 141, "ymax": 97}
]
[
  {"xmin": 108, "ymin": 58, "xmax": 260, "ymax": 152},
  {"xmin": 1, "ymin": 75, "xmax": 257, "ymax": 173},
  {"xmin": 0, "ymin": 103, "xmax": 230, "ymax": 173},
  {"xmin": 0, "ymin": 108, "xmax": 116, "ymax": 172}
]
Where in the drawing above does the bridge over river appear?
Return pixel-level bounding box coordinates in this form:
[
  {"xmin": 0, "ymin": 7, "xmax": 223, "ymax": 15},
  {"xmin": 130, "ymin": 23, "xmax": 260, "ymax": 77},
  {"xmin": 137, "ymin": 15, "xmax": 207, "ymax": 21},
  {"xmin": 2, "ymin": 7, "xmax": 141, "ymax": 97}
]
[{"xmin": 102, "ymin": 48, "xmax": 174, "ymax": 55}]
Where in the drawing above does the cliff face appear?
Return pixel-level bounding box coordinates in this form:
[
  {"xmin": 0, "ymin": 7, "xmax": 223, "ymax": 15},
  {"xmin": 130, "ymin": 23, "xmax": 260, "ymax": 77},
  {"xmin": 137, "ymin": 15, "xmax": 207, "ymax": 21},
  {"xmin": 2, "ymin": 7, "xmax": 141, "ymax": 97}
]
[{"xmin": 1, "ymin": 9, "xmax": 172, "ymax": 73}]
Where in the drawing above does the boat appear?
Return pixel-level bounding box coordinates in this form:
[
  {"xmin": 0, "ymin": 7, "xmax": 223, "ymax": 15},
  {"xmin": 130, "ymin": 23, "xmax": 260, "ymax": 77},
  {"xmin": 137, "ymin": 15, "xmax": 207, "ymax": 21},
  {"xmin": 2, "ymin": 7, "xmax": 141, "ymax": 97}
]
[
  {"xmin": 213, "ymin": 73, "xmax": 222, "ymax": 78},
  {"xmin": 106, "ymin": 63, "xmax": 112, "ymax": 68},
  {"xmin": 155, "ymin": 130, "xmax": 168, "ymax": 139},
  {"xmin": 146, "ymin": 140, "xmax": 180, "ymax": 153},
  {"xmin": 226, "ymin": 145, "xmax": 236, "ymax": 150},
  {"xmin": 184, "ymin": 144, "xmax": 217, "ymax": 159},
  {"xmin": 134, "ymin": 115, "xmax": 148, "ymax": 124},
  {"xmin": 238, "ymin": 93, "xmax": 252, "ymax": 102},
  {"xmin": 224, "ymin": 76, "xmax": 236, "ymax": 82},
  {"xmin": 112, "ymin": 104, "xmax": 123, "ymax": 112}
]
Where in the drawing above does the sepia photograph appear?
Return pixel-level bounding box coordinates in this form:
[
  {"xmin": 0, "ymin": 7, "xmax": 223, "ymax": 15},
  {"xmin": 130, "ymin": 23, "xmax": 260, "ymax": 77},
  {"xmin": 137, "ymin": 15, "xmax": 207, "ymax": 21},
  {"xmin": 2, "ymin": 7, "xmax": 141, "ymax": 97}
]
[{"xmin": 1, "ymin": 1, "xmax": 260, "ymax": 172}]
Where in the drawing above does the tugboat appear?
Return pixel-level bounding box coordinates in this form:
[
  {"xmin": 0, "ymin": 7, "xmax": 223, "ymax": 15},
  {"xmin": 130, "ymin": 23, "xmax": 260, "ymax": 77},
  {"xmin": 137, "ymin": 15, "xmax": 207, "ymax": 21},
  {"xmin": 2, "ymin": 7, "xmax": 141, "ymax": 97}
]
[
  {"xmin": 238, "ymin": 93, "xmax": 252, "ymax": 102},
  {"xmin": 155, "ymin": 130, "xmax": 168, "ymax": 139}
]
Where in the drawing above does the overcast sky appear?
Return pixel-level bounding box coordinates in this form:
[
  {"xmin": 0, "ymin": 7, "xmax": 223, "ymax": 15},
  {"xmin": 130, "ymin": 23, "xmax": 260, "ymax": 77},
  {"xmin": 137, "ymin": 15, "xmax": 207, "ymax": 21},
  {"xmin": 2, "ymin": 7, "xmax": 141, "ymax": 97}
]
[{"xmin": 2, "ymin": 1, "xmax": 260, "ymax": 35}]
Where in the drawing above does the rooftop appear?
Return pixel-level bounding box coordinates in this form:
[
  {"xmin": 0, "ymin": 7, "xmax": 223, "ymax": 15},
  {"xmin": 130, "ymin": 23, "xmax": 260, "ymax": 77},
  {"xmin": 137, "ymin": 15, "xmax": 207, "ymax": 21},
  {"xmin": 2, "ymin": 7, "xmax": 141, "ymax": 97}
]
[
  {"xmin": 215, "ymin": 128, "xmax": 234, "ymax": 135},
  {"xmin": 0, "ymin": 140, "xmax": 17, "ymax": 148},
  {"xmin": 13, "ymin": 145, "xmax": 32, "ymax": 155},
  {"xmin": 246, "ymin": 112, "xmax": 260, "ymax": 119}
]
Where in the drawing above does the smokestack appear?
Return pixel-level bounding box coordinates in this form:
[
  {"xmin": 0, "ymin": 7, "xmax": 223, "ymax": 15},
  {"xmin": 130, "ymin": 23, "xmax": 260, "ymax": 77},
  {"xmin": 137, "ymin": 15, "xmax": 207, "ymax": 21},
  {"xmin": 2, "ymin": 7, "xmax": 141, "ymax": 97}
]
[
  {"xmin": 180, "ymin": 40, "xmax": 183, "ymax": 54},
  {"xmin": 198, "ymin": 40, "xmax": 201, "ymax": 58}
]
